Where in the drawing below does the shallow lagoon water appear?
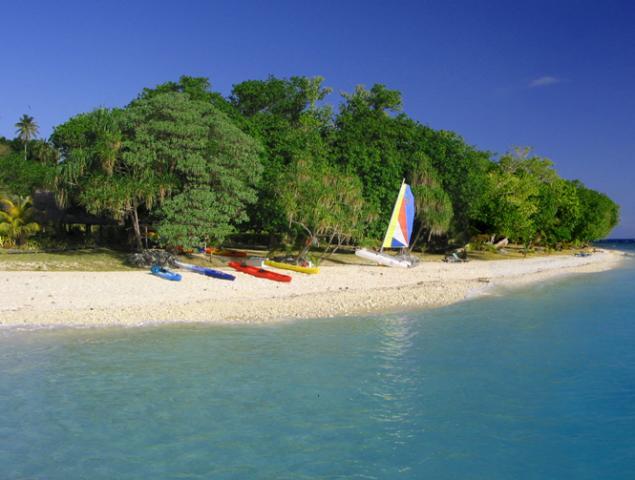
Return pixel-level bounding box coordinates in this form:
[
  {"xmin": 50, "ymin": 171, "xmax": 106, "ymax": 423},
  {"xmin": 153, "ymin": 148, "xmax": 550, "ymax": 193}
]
[{"xmin": 1, "ymin": 250, "xmax": 634, "ymax": 479}]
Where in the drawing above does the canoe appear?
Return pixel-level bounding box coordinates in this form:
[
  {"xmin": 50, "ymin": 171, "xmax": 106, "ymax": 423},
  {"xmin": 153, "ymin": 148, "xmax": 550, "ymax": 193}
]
[
  {"xmin": 205, "ymin": 247, "xmax": 247, "ymax": 257},
  {"xmin": 150, "ymin": 265, "xmax": 182, "ymax": 282},
  {"xmin": 228, "ymin": 261, "xmax": 292, "ymax": 283},
  {"xmin": 264, "ymin": 259, "xmax": 319, "ymax": 274},
  {"xmin": 355, "ymin": 248, "xmax": 415, "ymax": 268},
  {"xmin": 174, "ymin": 260, "xmax": 236, "ymax": 281}
]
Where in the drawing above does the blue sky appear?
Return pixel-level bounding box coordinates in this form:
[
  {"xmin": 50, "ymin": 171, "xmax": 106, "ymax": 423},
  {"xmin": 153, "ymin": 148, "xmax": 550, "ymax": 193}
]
[{"xmin": 1, "ymin": 0, "xmax": 633, "ymax": 236}]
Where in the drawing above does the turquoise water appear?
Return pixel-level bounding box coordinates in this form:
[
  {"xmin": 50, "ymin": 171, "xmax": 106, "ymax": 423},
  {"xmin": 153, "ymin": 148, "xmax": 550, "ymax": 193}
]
[{"xmin": 1, "ymin": 249, "xmax": 634, "ymax": 479}]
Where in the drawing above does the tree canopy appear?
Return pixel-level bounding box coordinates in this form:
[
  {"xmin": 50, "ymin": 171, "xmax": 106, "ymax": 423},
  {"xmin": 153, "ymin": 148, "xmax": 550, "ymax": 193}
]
[{"xmin": 0, "ymin": 75, "xmax": 620, "ymax": 251}]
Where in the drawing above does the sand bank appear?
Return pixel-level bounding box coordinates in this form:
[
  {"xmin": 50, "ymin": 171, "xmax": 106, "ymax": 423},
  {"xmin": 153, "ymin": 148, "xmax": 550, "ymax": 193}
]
[{"xmin": 0, "ymin": 251, "xmax": 626, "ymax": 328}]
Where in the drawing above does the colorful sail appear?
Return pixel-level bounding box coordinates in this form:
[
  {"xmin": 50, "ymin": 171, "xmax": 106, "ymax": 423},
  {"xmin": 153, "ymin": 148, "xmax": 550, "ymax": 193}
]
[{"xmin": 382, "ymin": 182, "xmax": 416, "ymax": 249}]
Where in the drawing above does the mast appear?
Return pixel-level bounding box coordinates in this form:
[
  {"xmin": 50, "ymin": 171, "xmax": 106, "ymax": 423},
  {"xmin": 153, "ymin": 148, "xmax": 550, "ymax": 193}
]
[{"xmin": 380, "ymin": 178, "xmax": 405, "ymax": 253}]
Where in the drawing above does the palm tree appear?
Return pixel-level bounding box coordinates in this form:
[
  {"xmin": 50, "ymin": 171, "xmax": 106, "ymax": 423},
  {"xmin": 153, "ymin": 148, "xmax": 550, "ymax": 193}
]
[
  {"xmin": 0, "ymin": 195, "xmax": 40, "ymax": 247},
  {"xmin": 15, "ymin": 114, "xmax": 39, "ymax": 161}
]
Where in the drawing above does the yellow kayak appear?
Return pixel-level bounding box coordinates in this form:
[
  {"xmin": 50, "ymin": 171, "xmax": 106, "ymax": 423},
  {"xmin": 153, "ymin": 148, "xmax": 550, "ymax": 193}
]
[{"xmin": 264, "ymin": 260, "xmax": 320, "ymax": 274}]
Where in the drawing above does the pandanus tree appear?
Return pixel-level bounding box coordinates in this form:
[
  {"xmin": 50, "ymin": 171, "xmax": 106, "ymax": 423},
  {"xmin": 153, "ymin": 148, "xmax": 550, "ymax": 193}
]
[
  {"xmin": 408, "ymin": 153, "xmax": 453, "ymax": 250},
  {"xmin": 280, "ymin": 111, "xmax": 366, "ymax": 262},
  {"xmin": 15, "ymin": 114, "xmax": 39, "ymax": 161},
  {"xmin": 282, "ymin": 157, "xmax": 366, "ymax": 262},
  {"xmin": 53, "ymin": 107, "xmax": 174, "ymax": 251},
  {"xmin": 0, "ymin": 195, "xmax": 40, "ymax": 246}
]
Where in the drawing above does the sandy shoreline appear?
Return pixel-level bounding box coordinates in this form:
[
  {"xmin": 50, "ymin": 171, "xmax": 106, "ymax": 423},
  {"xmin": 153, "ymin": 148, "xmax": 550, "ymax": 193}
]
[{"xmin": 0, "ymin": 251, "xmax": 626, "ymax": 328}]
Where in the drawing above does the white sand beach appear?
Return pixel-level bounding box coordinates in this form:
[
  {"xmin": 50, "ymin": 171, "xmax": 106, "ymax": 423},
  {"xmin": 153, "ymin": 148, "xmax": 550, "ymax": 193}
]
[{"xmin": 0, "ymin": 251, "xmax": 625, "ymax": 328}]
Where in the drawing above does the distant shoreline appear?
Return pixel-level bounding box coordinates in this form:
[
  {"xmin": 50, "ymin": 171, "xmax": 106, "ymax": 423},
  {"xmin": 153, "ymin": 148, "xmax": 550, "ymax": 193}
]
[{"xmin": 0, "ymin": 250, "xmax": 627, "ymax": 329}]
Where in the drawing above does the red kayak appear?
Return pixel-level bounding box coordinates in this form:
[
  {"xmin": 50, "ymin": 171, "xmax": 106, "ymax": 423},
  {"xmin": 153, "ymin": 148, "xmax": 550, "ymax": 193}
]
[{"xmin": 227, "ymin": 261, "xmax": 292, "ymax": 283}]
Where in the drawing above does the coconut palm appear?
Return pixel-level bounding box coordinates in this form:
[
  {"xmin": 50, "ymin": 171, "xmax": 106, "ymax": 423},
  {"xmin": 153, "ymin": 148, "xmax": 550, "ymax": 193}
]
[
  {"xmin": 15, "ymin": 114, "xmax": 39, "ymax": 161},
  {"xmin": 0, "ymin": 195, "xmax": 40, "ymax": 247}
]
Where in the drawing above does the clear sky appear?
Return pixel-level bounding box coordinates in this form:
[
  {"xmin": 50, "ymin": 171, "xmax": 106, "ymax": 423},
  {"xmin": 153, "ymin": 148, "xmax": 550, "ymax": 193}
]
[{"xmin": 1, "ymin": 0, "xmax": 633, "ymax": 237}]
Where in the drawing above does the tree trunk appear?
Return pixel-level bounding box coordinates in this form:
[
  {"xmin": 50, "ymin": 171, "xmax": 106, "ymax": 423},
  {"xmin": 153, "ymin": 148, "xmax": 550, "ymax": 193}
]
[
  {"xmin": 298, "ymin": 233, "xmax": 319, "ymax": 262},
  {"xmin": 130, "ymin": 203, "xmax": 143, "ymax": 251},
  {"xmin": 24, "ymin": 142, "xmax": 27, "ymax": 162},
  {"xmin": 408, "ymin": 225, "xmax": 425, "ymax": 253}
]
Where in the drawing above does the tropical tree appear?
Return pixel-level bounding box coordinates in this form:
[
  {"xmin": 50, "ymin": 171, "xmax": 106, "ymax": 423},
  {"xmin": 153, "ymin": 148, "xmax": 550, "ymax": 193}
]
[
  {"xmin": 533, "ymin": 178, "xmax": 581, "ymax": 245},
  {"xmin": 15, "ymin": 114, "xmax": 39, "ymax": 161},
  {"xmin": 478, "ymin": 153, "xmax": 541, "ymax": 247},
  {"xmin": 52, "ymin": 108, "xmax": 144, "ymax": 244},
  {"xmin": 230, "ymin": 75, "xmax": 317, "ymax": 121},
  {"xmin": 231, "ymin": 75, "xmax": 332, "ymax": 239},
  {"xmin": 150, "ymin": 94, "xmax": 263, "ymax": 249},
  {"xmin": 0, "ymin": 195, "xmax": 40, "ymax": 246},
  {"xmin": 408, "ymin": 153, "xmax": 453, "ymax": 250},
  {"xmin": 281, "ymin": 157, "xmax": 366, "ymax": 262},
  {"xmin": 29, "ymin": 139, "xmax": 59, "ymax": 164},
  {"xmin": 572, "ymin": 182, "xmax": 620, "ymax": 242},
  {"xmin": 0, "ymin": 151, "xmax": 55, "ymax": 197},
  {"xmin": 417, "ymin": 128, "xmax": 491, "ymax": 240},
  {"xmin": 333, "ymin": 84, "xmax": 411, "ymax": 239}
]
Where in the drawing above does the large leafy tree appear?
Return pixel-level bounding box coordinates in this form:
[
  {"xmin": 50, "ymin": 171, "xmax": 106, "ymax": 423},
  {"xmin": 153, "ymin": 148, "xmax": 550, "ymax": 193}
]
[
  {"xmin": 333, "ymin": 84, "xmax": 413, "ymax": 239},
  {"xmin": 533, "ymin": 178, "xmax": 581, "ymax": 244},
  {"xmin": 0, "ymin": 151, "xmax": 55, "ymax": 196},
  {"xmin": 138, "ymin": 75, "xmax": 242, "ymax": 124},
  {"xmin": 572, "ymin": 182, "xmax": 619, "ymax": 241},
  {"xmin": 417, "ymin": 128, "xmax": 491, "ymax": 240},
  {"xmin": 230, "ymin": 75, "xmax": 331, "ymax": 238},
  {"xmin": 230, "ymin": 75, "xmax": 321, "ymax": 121},
  {"xmin": 478, "ymin": 153, "xmax": 541, "ymax": 246},
  {"xmin": 15, "ymin": 114, "xmax": 39, "ymax": 161},
  {"xmin": 54, "ymin": 88, "xmax": 263, "ymax": 250},
  {"xmin": 149, "ymin": 94, "xmax": 263, "ymax": 248},
  {"xmin": 52, "ymin": 107, "xmax": 157, "ymax": 249}
]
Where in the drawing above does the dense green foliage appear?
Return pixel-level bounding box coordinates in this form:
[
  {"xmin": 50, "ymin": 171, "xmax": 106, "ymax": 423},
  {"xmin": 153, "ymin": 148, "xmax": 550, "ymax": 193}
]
[
  {"xmin": 0, "ymin": 151, "xmax": 55, "ymax": 196},
  {"xmin": 0, "ymin": 75, "xmax": 621, "ymax": 252},
  {"xmin": 51, "ymin": 80, "xmax": 262, "ymax": 250},
  {"xmin": 0, "ymin": 195, "xmax": 40, "ymax": 246}
]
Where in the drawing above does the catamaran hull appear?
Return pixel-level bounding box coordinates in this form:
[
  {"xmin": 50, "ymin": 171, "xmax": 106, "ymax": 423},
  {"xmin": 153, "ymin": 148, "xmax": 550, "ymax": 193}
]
[{"xmin": 355, "ymin": 248, "xmax": 414, "ymax": 268}]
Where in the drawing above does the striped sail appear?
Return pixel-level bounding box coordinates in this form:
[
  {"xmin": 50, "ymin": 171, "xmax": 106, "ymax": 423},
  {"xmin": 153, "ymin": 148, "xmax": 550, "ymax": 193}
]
[{"xmin": 381, "ymin": 182, "xmax": 416, "ymax": 249}]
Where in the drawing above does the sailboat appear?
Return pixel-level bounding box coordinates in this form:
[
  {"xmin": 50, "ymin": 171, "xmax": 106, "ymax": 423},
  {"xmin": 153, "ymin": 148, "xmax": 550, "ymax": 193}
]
[{"xmin": 355, "ymin": 180, "xmax": 418, "ymax": 268}]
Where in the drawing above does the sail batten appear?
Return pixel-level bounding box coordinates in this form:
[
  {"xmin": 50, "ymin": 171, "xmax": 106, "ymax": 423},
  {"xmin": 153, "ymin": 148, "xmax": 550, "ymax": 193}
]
[{"xmin": 381, "ymin": 182, "xmax": 415, "ymax": 249}]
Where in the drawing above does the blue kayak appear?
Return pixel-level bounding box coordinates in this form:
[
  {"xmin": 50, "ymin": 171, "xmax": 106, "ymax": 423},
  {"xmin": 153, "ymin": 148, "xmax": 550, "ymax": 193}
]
[
  {"xmin": 174, "ymin": 261, "xmax": 236, "ymax": 281},
  {"xmin": 150, "ymin": 265, "xmax": 182, "ymax": 282}
]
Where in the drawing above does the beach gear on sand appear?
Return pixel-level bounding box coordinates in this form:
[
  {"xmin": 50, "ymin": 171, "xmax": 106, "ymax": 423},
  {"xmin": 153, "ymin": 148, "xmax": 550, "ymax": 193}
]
[
  {"xmin": 264, "ymin": 259, "xmax": 319, "ymax": 274},
  {"xmin": 355, "ymin": 249, "xmax": 415, "ymax": 268},
  {"xmin": 228, "ymin": 261, "xmax": 292, "ymax": 283},
  {"xmin": 443, "ymin": 252, "xmax": 468, "ymax": 263},
  {"xmin": 356, "ymin": 180, "xmax": 418, "ymax": 268},
  {"xmin": 174, "ymin": 260, "xmax": 236, "ymax": 281},
  {"xmin": 150, "ymin": 265, "xmax": 182, "ymax": 281}
]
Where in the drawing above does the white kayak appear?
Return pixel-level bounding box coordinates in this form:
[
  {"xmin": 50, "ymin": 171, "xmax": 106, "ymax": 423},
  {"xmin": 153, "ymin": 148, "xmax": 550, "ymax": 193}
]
[{"xmin": 355, "ymin": 248, "xmax": 416, "ymax": 268}]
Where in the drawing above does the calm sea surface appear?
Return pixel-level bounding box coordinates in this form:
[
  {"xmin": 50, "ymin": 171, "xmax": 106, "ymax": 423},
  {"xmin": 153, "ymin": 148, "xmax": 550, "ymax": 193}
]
[{"xmin": 1, "ymin": 247, "xmax": 634, "ymax": 479}]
